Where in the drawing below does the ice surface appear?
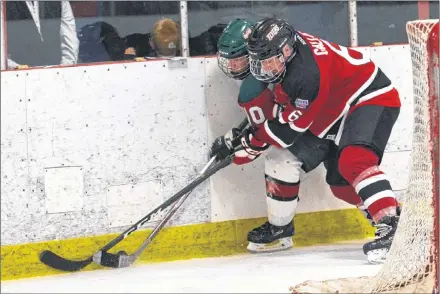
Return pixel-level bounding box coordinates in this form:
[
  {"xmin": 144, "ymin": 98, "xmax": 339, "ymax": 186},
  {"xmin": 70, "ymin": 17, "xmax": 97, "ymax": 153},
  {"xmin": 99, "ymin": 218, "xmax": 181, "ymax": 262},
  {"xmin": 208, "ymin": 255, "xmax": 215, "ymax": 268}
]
[{"xmin": 1, "ymin": 242, "xmax": 381, "ymax": 293}]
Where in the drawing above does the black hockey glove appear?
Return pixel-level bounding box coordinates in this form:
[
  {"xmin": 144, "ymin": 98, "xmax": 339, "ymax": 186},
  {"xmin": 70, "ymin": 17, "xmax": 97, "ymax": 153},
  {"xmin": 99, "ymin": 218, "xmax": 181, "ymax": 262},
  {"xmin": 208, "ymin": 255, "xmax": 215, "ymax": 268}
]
[{"xmin": 209, "ymin": 128, "xmax": 243, "ymax": 161}]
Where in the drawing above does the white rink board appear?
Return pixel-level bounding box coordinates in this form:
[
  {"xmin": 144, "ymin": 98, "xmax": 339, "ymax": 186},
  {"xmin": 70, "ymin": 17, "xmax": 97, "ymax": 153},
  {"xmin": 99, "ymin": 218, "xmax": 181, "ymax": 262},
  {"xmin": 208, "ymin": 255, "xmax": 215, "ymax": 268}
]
[
  {"xmin": 0, "ymin": 72, "xmax": 29, "ymax": 243},
  {"xmin": 1, "ymin": 45, "xmax": 414, "ymax": 244},
  {"xmin": 1, "ymin": 59, "xmax": 210, "ymax": 245}
]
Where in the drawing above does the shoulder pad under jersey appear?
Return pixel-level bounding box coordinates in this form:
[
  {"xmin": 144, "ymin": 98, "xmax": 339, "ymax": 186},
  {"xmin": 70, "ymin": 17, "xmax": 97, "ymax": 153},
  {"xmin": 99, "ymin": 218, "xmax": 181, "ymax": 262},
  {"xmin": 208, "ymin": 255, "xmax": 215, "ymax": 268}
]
[{"xmin": 238, "ymin": 75, "xmax": 269, "ymax": 104}]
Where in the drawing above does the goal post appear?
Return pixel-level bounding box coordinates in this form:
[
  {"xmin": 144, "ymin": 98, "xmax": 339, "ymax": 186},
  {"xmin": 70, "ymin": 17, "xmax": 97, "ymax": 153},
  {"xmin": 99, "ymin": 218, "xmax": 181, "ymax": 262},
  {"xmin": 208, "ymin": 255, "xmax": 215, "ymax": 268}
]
[{"xmin": 290, "ymin": 19, "xmax": 439, "ymax": 294}]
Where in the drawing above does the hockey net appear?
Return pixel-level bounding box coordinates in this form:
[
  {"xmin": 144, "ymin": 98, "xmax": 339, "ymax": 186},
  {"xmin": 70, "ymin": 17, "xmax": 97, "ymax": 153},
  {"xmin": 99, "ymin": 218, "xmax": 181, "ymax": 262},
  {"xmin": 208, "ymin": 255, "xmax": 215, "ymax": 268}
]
[{"xmin": 290, "ymin": 19, "xmax": 439, "ymax": 294}]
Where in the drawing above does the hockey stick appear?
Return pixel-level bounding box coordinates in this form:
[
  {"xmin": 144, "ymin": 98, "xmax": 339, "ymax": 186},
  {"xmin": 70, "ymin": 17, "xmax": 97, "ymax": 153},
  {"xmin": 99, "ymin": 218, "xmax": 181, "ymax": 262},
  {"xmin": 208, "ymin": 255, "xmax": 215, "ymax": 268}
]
[
  {"xmin": 96, "ymin": 118, "xmax": 249, "ymax": 268},
  {"xmin": 39, "ymin": 118, "xmax": 249, "ymax": 272},
  {"xmin": 96, "ymin": 156, "xmax": 217, "ymax": 268},
  {"xmin": 39, "ymin": 156, "xmax": 233, "ymax": 272}
]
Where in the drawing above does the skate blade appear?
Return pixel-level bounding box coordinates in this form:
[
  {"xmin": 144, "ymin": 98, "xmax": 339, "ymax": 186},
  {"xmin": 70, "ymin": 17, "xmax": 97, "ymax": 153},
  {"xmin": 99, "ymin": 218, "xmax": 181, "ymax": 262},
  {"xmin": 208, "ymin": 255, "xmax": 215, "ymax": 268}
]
[
  {"xmin": 366, "ymin": 248, "xmax": 389, "ymax": 264},
  {"xmin": 247, "ymin": 237, "xmax": 293, "ymax": 254}
]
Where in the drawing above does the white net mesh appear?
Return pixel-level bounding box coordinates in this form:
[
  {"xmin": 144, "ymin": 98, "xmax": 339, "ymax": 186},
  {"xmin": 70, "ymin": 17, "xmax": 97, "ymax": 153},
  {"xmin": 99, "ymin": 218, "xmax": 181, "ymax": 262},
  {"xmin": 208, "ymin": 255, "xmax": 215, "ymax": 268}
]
[{"xmin": 290, "ymin": 19, "xmax": 439, "ymax": 294}]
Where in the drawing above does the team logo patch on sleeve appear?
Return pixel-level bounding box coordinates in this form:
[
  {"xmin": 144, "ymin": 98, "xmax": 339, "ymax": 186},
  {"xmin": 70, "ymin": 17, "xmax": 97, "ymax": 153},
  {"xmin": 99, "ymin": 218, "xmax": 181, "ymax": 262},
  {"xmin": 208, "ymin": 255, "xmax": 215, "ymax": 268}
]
[{"xmin": 294, "ymin": 98, "xmax": 309, "ymax": 109}]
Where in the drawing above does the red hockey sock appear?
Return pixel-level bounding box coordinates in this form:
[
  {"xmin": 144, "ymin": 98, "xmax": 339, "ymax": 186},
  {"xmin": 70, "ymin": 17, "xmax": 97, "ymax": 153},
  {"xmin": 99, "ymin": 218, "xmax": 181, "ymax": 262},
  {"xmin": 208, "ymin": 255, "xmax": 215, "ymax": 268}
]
[
  {"xmin": 330, "ymin": 185, "xmax": 362, "ymax": 206},
  {"xmin": 338, "ymin": 145, "xmax": 398, "ymax": 222}
]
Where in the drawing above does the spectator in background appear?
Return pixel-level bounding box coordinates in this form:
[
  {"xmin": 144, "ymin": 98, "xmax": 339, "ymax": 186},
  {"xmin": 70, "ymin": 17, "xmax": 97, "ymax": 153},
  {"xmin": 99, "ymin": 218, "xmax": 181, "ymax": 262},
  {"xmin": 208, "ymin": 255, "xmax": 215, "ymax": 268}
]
[
  {"xmin": 77, "ymin": 21, "xmax": 126, "ymax": 63},
  {"xmin": 77, "ymin": 17, "xmax": 226, "ymax": 63},
  {"xmin": 123, "ymin": 18, "xmax": 225, "ymax": 59},
  {"xmin": 124, "ymin": 18, "xmax": 180, "ymax": 58},
  {"xmin": 78, "ymin": 18, "xmax": 180, "ymax": 62},
  {"xmin": 6, "ymin": 1, "xmax": 79, "ymax": 69}
]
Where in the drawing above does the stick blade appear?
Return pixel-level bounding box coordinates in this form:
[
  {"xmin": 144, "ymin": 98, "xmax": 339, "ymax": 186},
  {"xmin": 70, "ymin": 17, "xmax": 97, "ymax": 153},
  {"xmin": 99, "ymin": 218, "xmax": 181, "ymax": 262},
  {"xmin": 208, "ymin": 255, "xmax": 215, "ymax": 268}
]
[{"xmin": 39, "ymin": 250, "xmax": 92, "ymax": 272}]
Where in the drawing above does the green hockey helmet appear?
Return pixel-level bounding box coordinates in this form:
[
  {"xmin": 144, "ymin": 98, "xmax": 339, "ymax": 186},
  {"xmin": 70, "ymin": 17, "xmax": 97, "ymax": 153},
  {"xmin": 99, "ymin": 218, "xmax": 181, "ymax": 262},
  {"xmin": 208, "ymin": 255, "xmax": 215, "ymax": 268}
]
[{"xmin": 217, "ymin": 18, "xmax": 254, "ymax": 80}]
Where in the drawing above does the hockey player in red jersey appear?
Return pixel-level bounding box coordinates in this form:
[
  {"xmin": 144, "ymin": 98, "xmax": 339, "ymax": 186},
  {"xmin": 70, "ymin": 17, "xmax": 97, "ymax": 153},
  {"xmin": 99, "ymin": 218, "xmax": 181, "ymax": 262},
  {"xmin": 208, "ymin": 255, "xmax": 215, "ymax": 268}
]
[
  {"xmin": 237, "ymin": 17, "xmax": 402, "ymax": 263},
  {"xmin": 210, "ymin": 19, "xmax": 378, "ymax": 257}
]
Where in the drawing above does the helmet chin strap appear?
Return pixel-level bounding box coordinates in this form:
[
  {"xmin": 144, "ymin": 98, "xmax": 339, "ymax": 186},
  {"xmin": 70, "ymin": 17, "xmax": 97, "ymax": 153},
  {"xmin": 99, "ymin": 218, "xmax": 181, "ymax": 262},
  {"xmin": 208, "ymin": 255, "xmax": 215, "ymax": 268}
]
[
  {"xmin": 286, "ymin": 50, "xmax": 297, "ymax": 63},
  {"xmin": 283, "ymin": 43, "xmax": 297, "ymax": 64}
]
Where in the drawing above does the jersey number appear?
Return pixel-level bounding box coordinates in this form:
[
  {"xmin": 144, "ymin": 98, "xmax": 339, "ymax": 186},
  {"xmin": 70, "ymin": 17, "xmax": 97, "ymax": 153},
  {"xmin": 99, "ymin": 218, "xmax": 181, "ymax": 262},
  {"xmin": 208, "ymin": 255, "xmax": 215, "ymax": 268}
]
[
  {"xmin": 323, "ymin": 41, "xmax": 370, "ymax": 66},
  {"xmin": 248, "ymin": 106, "xmax": 265, "ymax": 124},
  {"xmin": 288, "ymin": 110, "xmax": 303, "ymax": 121}
]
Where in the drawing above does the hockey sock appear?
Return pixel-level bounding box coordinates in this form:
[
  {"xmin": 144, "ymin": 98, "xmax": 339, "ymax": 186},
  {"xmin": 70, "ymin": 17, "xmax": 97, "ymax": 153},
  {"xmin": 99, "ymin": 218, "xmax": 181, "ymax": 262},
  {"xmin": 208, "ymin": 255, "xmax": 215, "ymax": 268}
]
[
  {"xmin": 339, "ymin": 145, "xmax": 398, "ymax": 223},
  {"xmin": 265, "ymin": 174, "xmax": 299, "ymax": 227},
  {"xmin": 330, "ymin": 185, "xmax": 362, "ymax": 206}
]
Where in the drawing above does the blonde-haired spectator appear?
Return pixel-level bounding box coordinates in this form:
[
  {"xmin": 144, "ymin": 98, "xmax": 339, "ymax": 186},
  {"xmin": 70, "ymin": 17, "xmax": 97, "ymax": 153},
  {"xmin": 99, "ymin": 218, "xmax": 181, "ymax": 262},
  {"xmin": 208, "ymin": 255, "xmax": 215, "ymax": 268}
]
[
  {"xmin": 150, "ymin": 18, "xmax": 180, "ymax": 57},
  {"xmin": 122, "ymin": 17, "xmax": 220, "ymax": 60},
  {"xmin": 123, "ymin": 18, "xmax": 181, "ymax": 59}
]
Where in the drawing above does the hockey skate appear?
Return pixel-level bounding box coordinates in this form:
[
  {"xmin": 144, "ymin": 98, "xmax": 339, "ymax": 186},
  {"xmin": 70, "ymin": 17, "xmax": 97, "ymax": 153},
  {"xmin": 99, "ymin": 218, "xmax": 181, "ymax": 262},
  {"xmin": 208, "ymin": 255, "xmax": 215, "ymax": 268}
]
[
  {"xmin": 363, "ymin": 214, "xmax": 399, "ymax": 264},
  {"xmin": 247, "ymin": 221, "xmax": 294, "ymax": 253}
]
